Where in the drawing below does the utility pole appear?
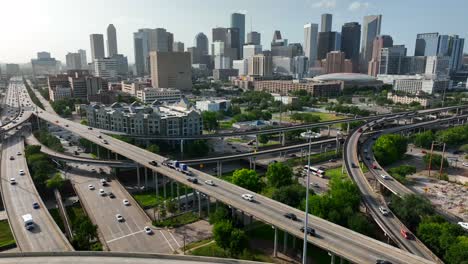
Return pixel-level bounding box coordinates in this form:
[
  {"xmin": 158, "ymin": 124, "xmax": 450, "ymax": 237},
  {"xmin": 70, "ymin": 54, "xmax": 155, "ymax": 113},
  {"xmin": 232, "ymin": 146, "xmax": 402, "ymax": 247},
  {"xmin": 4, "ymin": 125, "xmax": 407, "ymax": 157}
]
[{"xmin": 439, "ymin": 143, "xmax": 446, "ymax": 179}]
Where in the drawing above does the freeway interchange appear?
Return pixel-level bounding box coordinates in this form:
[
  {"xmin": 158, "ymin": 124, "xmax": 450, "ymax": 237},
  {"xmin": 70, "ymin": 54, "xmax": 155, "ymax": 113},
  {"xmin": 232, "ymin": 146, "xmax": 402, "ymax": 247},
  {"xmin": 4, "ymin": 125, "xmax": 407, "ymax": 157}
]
[{"xmin": 2, "ymin": 77, "xmax": 468, "ymax": 263}]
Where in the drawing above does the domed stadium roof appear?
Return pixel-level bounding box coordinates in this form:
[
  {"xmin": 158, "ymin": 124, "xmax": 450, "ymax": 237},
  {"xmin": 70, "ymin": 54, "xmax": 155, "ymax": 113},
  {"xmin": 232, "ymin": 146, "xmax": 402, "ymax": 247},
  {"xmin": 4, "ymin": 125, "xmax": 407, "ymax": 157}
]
[{"xmin": 312, "ymin": 73, "xmax": 377, "ymax": 82}]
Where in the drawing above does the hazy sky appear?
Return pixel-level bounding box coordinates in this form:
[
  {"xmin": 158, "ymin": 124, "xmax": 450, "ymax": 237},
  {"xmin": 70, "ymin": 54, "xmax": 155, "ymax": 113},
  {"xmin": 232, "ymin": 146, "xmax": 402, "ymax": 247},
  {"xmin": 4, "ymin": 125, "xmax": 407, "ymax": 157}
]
[{"xmin": 1, "ymin": 0, "xmax": 467, "ymax": 64}]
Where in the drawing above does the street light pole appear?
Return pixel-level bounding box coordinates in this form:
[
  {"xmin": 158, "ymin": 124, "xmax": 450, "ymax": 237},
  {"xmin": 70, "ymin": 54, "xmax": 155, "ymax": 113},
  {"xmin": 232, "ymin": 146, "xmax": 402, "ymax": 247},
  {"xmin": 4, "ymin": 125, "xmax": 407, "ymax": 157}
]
[{"xmin": 302, "ymin": 131, "xmax": 312, "ymax": 264}]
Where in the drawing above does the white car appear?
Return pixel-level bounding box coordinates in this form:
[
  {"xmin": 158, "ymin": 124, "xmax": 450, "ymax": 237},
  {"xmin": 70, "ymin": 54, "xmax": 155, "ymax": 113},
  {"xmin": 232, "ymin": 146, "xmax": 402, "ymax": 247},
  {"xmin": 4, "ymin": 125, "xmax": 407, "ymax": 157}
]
[
  {"xmin": 122, "ymin": 199, "xmax": 130, "ymax": 206},
  {"xmin": 100, "ymin": 179, "xmax": 107, "ymax": 186},
  {"xmin": 381, "ymin": 174, "xmax": 391, "ymax": 180},
  {"xmin": 379, "ymin": 206, "xmax": 389, "ymax": 216},
  {"xmin": 10, "ymin": 178, "xmax": 16, "ymax": 185},
  {"xmin": 457, "ymin": 222, "xmax": 468, "ymax": 230},
  {"xmin": 88, "ymin": 184, "xmax": 95, "ymax": 190},
  {"xmin": 144, "ymin": 226, "xmax": 153, "ymax": 234},
  {"xmin": 241, "ymin": 194, "xmax": 254, "ymax": 202},
  {"xmin": 463, "ymin": 162, "xmax": 468, "ymax": 167},
  {"xmin": 204, "ymin": 180, "xmax": 215, "ymax": 186},
  {"xmin": 99, "ymin": 189, "xmax": 105, "ymax": 196},
  {"xmin": 115, "ymin": 214, "xmax": 124, "ymax": 222},
  {"xmin": 310, "ymin": 182, "xmax": 319, "ymax": 187},
  {"xmin": 19, "ymin": 169, "xmax": 25, "ymax": 176}
]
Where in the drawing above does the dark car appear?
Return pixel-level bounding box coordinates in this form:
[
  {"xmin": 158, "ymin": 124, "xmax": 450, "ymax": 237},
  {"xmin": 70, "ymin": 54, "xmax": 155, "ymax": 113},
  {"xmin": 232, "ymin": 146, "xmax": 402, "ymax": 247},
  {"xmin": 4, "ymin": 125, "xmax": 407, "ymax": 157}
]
[
  {"xmin": 32, "ymin": 202, "xmax": 40, "ymax": 209},
  {"xmin": 187, "ymin": 178, "xmax": 198, "ymax": 184},
  {"xmin": 149, "ymin": 160, "xmax": 158, "ymax": 166},
  {"xmin": 300, "ymin": 226, "xmax": 316, "ymax": 236},
  {"xmin": 376, "ymin": 260, "xmax": 392, "ymax": 264},
  {"xmin": 284, "ymin": 213, "xmax": 298, "ymax": 221},
  {"xmin": 88, "ymin": 127, "xmax": 93, "ymax": 130},
  {"xmin": 351, "ymin": 163, "xmax": 358, "ymax": 168},
  {"xmin": 9, "ymin": 156, "xmax": 14, "ymax": 160},
  {"xmin": 108, "ymin": 192, "xmax": 115, "ymax": 199}
]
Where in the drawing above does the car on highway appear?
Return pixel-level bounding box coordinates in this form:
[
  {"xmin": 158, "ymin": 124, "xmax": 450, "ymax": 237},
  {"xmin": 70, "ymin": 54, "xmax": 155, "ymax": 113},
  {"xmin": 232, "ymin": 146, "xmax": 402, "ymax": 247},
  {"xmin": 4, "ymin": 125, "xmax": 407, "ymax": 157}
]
[
  {"xmin": 148, "ymin": 160, "xmax": 158, "ymax": 166},
  {"xmin": 300, "ymin": 226, "xmax": 316, "ymax": 236},
  {"xmin": 284, "ymin": 213, "xmax": 298, "ymax": 221},
  {"xmin": 99, "ymin": 189, "xmax": 106, "ymax": 196},
  {"xmin": 9, "ymin": 178, "xmax": 16, "ymax": 185},
  {"xmin": 88, "ymin": 184, "xmax": 95, "ymax": 190},
  {"xmin": 97, "ymin": 135, "xmax": 102, "ymax": 139},
  {"xmin": 376, "ymin": 260, "xmax": 392, "ymax": 264},
  {"xmin": 88, "ymin": 127, "xmax": 93, "ymax": 130},
  {"xmin": 9, "ymin": 156, "xmax": 14, "ymax": 160},
  {"xmin": 241, "ymin": 194, "xmax": 254, "ymax": 202},
  {"xmin": 108, "ymin": 192, "xmax": 115, "ymax": 199},
  {"xmin": 144, "ymin": 226, "xmax": 153, "ymax": 235},
  {"xmin": 351, "ymin": 163, "xmax": 358, "ymax": 168},
  {"xmin": 65, "ymin": 124, "xmax": 69, "ymax": 127},
  {"xmin": 115, "ymin": 214, "xmax": 124, "ymax": 222},
  {"xmin": 102, "ymin": 140, "xmax": 108, "ymax": 144},
  {"xmin": 463, "ymin": 162, "xmax": 468, "ymax": 167},
  {"xmin": 372, "ymin": 164, "xmax": 378, "ymax": 169},
  {"xmin": 204, "ymin": 180, "xmax": 215, "ymax": 186},
  {"xmin": 379, "ymin": 206, "xmax": 389, "ymax": 216},
  {"xmin": 100, "ymin": 178, "xmax": 108, "ymax": 186},
  {"xmin": 16, "ymin": 151, "xmax": 21, "ymax": 156},
  {"xmin": 32, "ymin": 202, "xmax": 40, "ymax": 209},
  {"xmin": 310, "ymin": 182, "xmax": 319, "ymax": 188},
  {"xmin": 457, "ymin": 222, "xmax": 468, "ymax": 230},
  {"xmin": 400, "ymin": 229, "xmax": 413, "ymax": 240},
  {"xmin": 19, "ymin": 169, "xmax": 25, "ymax": 175},
  {"xmin": 380, "ymin": 174, "xmax": 391, "ymax": 180},
  {"xmin": 122, "ymin": 199, "xmax": 130, "ymax": 206},
  {"xmin": 358, "ymin": 128, "xmax": 363, "ymax": 133},
  {"xmin": 187, "ymin": 177, "xmax": 198, "ymax": 184}
]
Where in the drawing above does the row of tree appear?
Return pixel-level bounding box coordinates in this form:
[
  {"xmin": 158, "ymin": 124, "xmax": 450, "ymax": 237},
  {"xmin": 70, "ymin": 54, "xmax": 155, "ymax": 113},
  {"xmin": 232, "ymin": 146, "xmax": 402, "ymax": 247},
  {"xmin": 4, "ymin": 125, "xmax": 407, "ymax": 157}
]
[
  {"xmin": 372, "ymin": 134, "xmax": 408, "ymax": 165},
  {"xmin": 413, "ymin": 125, "xmax": 468, "ymax": 149},
  {"xmin": 326, "ymin": 103, "xmax": 372, "ymax": 117},
  {"xmin": 34, "ymin": 129, "xmax": 64, "ymax": 152}
]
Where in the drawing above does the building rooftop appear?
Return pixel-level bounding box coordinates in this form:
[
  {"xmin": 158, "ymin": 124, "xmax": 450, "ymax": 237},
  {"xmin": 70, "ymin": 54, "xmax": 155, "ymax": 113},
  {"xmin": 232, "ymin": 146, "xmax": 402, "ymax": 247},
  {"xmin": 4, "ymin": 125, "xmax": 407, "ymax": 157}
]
[{"xmin": 312, "ymin": 73, "xmax": 377, "ymax": 82}]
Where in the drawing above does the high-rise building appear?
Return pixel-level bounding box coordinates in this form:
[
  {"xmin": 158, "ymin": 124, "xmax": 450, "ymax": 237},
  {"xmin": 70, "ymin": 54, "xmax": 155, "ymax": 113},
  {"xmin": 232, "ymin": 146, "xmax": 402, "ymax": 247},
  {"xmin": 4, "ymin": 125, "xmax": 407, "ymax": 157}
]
[
  {"xmin": 133, "ymin": 28, "xmax": 173, "ymax": 76},
  {"xmin": 368, "ymin": 35, "xmax": 393, "ymax": 76},
  {"xmin": 148, "ymin": 28, "xmax": 171, "ymax": 52},
  {"xmin": 65, "ymin": 52, "xmax": 82, "ymax": 70},
  {"xmin": 212, "ymin": 27, "xmax": 228, "ymax": 43},
  {"xmin": 243, "ymin": 45, "xmax": 262, "ymax": 59},
  {"xmin": 378, "ymin": 45, "xmax": 407, "ymax": 75},
  {"xmin": 425, "ymin": 56, "xmax": 450, "ymax": 78},
  {"xmin": 414, "ymin": 33, "xmax": 439, "ymax": 56},
  {"xmin": 78, "ymin": 49, "xmax": 87, "ymax": 69},
  {"xmin": 231, "ymin": 13, "xmax": 245, "ymax": 57},
  {"xmin": 247, "ymin": 31, "xmax": 261, "ymax": 45},
  {"xmin": 90, "ymin": 34, "xmax": 105, "ymax": 61},
  {"xmin": 195, "ymin": 33, "xmax": 209, "ymax": 55},
  {"xmin": 37, "ymin": 52, "xmax": 51, "ymax": 59},
  {"xmin": 5, "ymin": 64, "xmax": 20, "ymax": 76},
  {"xmin": 293, "ymin": 56, "xmax": 309, "ymax": 79},
  {"xmin": 317, "ymin": 32, "xmax": 340, "ymax": 60},
  {"xmin": 94, "ymin": 58, "xmax": 118, "ymax": 80},
  {"xmin": 322, "ymin": 51, "xmax": 352, "ymax": 74},
  {"xmin": 361, "ymin": 15, "xmax": 382, "ymax": 72},
  {"xmin": 112, "ymin": 54, "xmax": 129, "ymax": 76},
  {"xmin": 248, "ymin": 54, "xmax": 273, "ymax": 77},
  {"xmin": 321, "ymin": 14, "xmax": 332, "ymax": 32},
  {"xmin": 341, "ymin": 22, "xmax": 361, "ymax": 72},
  {"xmin": 31, "ymin": 52, "xmax": 59, "ymax": 77},
  {"xmin": 447, "ymin": 35, "xmax": 465, "ymax": 71},
  {"xmin": 304, "ymin": 23, "xmax": 319, "ymax": 67},
  {"xmin": 150, "ymin": 51, "xmax": 192, "ymax": 91},
  {"xmin": 167, "ymin": 32, "xmax": 174, "ymax": 52},
  {"xmin": 107, "ymin": 24, "xmax": 118, "ymax": 57},
  {"xmin": 233, "ymin": 59, "xmax": 248, "ymax": 76},
  {"xmin": 173, "ymin": 41, "xmax": 185, "ymax": 52},
  {"xmin": 271, "ymin": 30, "xmax": 284, "ymax": 46}
]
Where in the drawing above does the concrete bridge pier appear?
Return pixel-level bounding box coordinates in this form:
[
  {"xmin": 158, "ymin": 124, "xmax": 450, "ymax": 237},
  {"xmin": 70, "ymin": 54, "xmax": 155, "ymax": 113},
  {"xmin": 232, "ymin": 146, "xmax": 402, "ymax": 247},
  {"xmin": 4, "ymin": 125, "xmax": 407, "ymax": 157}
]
[
  {"xmin": 255, "ymin": 134, "xmax": 259, "ymax": 149},
  {"xmin": 177, "ymin": 183, "xmax": 181, "ymax": 211},
  {"xmin": 163, "ymin": 176, "xmax": 167, "ymax": 199},
  {"xmin": 136, "ymin": 163, "xmax": 141, "ymax": 191},
  {"xmin": 329, "ymin": 252, "xmax": 335, "ymax": 264},
  {"xmin": 281, "ymin": 132, "xmax": 286, "ymax": 146},
  {"xmin": 346, "ymin": 122, "xmax": 350, "ymax": 134},
  {"xmin": 197, "ymin": 192, "xmax": 202, "ymax": 217},
  {"xmin": 273, "ymin": 226, "xmax": 278, "ymax": 257},
  {"xmin": 107, "ymin": 149, "xmax": 111, "ymax": 159},
  {"xmin": 206, "ymin": 195, "xmax": 210, "ymax": 216},
  {"xmin": 216, "ymin": 161, "xmax": 222, "ymax": 177},
  {"xmin": 283, "ymin": 231, "xmax": 288, "ymax": 253},
  {"xmin": 96, "ymin": 144, "xmax": 100, "ymax": 158},
  {"xmin": 144, "ymin": 168, "xmax": 148, "ymax": 188},
  {"xmin": 153, "ymin": 171, "xmax": 159, "ymax": 197},
  {"xmin": 180, "ymin": 139, "xmax": 184, "ymax": 158},
  {"xmin": 327, "ymin": 125, "xmax": 331, "ymax": 137}
]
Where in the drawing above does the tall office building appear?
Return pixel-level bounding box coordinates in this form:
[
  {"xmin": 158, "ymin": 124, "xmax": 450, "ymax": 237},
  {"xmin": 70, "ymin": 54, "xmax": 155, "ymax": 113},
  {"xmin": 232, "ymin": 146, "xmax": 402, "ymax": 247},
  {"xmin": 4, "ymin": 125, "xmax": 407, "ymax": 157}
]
[
  {"xmin": 248, "ymin": 54, "xmax": 273, "ymax": 77},
  {"xmin": 195, "ymin": 33, "xmax": 209, "ymax": 55},
  {"xmin": 321, "ymin": 14, "xmax": 332, "ymax": 32},
  {"xmin": 447, "ymin": 35, "xmax": 465, "ymax": 71},
  {"xmin": 378, "ymin": 45, "xmax": 407, "ymax": 75},
  {"xmin": 425, "ymin": 56, "xmax": 450, "ymax": 78},
  {"xmin": 173, "ymin": 41, "xmax": 185, "ymax": 52},
  {"xmin": 317, "ymin": 32, "xmax": 340, "ymax": 60},
  {"xmin": 272, "ymin": 30, "xmax": 283, "ymax": 45},
  {"xmin": 133, "ymin": 28, "xmax": 173, "ymax": 76},
  {"xmin": 361, "ymin": 15, "xmax": 382, "ymax": 72},
  {"xmin": 231, "ymin": 13, "xmax": 245, "ymax": 57},
  {"xmin": 78, "ymin": 49, "xmax": 87, "ymax": 69},
  {"xmin": 150, "ymin": 51, "xmax": 192, "ymax": 91},
  {"xmin": 243, "ymin": 45, "xmax": 262, "ymax": 59},
  {"xmin": 90, "ymin": 34, "xmax": 105, "ymax": 61},
  {"xmin": 247, "ymin": 31, "xmax": 261, "ymax": 45},
  {"xmin": 212, "ymin": 27, "xmax": 228, "ymax": 42},
  {"xmin": 167, "ymin": 32, "xmax": 174, "ymax": 52},
  {"xmin": 107, "ymin": 24, "xmax": 118, "ymax": 57},
  {"xmin": 304, "ymin": 23, "xmax": 319, "ymax": 67},
  {"xmin": 341, "ymin": 22, "xmax": 361, "ymax": 72},
  {"xmin": 226, "ymin": 28, "xmax": 240, "ymax": 60},
  {"xmin": 323, "ymin": 51, "xmax": 352, "ymax": 74},
  {"xmin": 414, "ymin": 33, "xmax": 439, "ymax": 56},
  {"xmin": 65, "ymin": 52, "xmax": 82, "ymax": 70},
  {"xmin": 368, "ymin": 35, "xmax": 393, "ymax": 76},
  {"xmin": 94, "ymin": 58, "xmax": 117, "ymax": 80}
]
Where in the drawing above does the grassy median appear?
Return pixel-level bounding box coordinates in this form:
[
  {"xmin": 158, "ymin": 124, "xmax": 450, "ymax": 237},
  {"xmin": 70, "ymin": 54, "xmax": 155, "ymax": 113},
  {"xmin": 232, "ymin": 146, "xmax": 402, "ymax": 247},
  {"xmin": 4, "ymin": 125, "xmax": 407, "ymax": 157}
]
[{"xmin": 0, "ymin": 220, "xmax": 16, "ymax": 250}]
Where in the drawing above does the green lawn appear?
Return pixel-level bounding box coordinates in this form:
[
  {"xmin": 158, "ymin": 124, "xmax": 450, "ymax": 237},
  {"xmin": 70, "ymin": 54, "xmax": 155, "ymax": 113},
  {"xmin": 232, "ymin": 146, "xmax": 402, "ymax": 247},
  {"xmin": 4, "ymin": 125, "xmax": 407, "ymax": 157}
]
[
  {"xmin": 219, "ymin": 120, "xmax": 234, "ymax": 129},
  {"xmin": 190, "ymin": 241, "xmax": 274, "ymax": 263},
  {"xmin": 184, "ymin": 238, "xmax": 213, "ymax": 251},
  {"xmin": 0, "ymin": 220, "xmax": 15, "ymax": 250},
  {"xmin": 153, "ymin": 212, "xmax": 200, "ymax": 228},
  {"xmin": 66, "ymin": 205, "xmax": 86, "ymax": 227},
  {"xmin": 133, "ymin": 183, "xmax": 192, "ymax": 208},
  {"xmin": 49, "ymin": 208, "xmax": 65, "ymax": 232},
  {"xmin": 273, "ymin": 111, "xmax": 344, "ymax": 123}
]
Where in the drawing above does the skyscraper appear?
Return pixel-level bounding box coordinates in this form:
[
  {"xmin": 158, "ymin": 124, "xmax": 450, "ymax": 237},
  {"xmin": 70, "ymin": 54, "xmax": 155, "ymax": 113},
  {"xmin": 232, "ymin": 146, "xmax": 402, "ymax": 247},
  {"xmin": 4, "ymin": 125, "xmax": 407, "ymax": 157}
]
[
  {"xmin": 361, "ymin": 15, "xmax": 382, "ymax": 72},
  {"xmin": 317, "ymin": 32, "xmax": 340, "ymax": 60},
  {"xmin": 212, "ymin": 27, "xmax": 228, "ymax": 42},
  {"xmin": 150, "ymin": 51, "xmax": 192, "ymax": 90},
  {"xmin": 414, "ymin": 33, "xmax": 439, "ymax": 56},
  {"xmin": 368, "ymin": 35, "xmax": 393, "ymax": 76},
  {"xmin": 107, "ymin": 24, "xmax": 118, "ymax": 57},
  {"xmin": 173, "ymin": 41, "xmax": 185, "ymax": 52},
  {"xmin": 226, "ymin": 28, "xmax": 240, "ymax": 60},
  {"xmin": 447, "ymin": 35, "xmax": 465, "ymax": 71},
  {"xmin": 304, "ymin": 23, "xmax": 319, "ymax": 67},
  {"xmin": 321, "ymin": 14, "xmax": 332, "ymax": 32},
  {"xmin": 78, "ymin": 49, "xmax": 87, "ymax": 69},
  {"xmin": 167, "ymin": 32, "xmax": 174, "ymax": 52},
  {"xmin": 195, "ymin": 33, "xmax": 209, "ymax": 55},
  {"xmin": 231, "ymin": 13, "xmax": 245, "ymax": 57},
  {"xmin": 379, "ymin": 45, "xmax": 407, "ymax": 75},
  {"xmin": 247, "ymin": 31, "xmax": 261, "ymax": 45},
  {"xmin": 65, "ymin": 52, "xmax": 82, "ymax": 70},
  {"xmin": 90, "ymin": 34, "xmax": 105, "ymax": 61},
  {"xmin": 341, "ymin": 22, "xmax": 361, "ymax": 72},
  {"xmin": 133, "ymin": 29, "xmax": 150, "ymax": 76}
]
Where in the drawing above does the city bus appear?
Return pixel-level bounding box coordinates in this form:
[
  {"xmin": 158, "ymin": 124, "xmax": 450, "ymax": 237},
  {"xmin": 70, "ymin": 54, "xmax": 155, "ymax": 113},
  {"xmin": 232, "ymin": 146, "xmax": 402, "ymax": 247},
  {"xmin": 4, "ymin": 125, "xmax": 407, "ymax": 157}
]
[{"xmin": 303, "ymin": 165, "xmax": 326, "ymax": 178}]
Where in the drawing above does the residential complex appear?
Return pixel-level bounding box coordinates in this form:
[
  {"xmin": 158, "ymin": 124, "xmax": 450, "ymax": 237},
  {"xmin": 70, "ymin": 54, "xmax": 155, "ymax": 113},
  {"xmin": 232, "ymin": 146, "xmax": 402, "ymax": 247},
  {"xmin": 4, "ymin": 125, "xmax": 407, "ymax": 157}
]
[{"xmin": 253, "ymin": 80, "xmax": 342, "ymax": 97}]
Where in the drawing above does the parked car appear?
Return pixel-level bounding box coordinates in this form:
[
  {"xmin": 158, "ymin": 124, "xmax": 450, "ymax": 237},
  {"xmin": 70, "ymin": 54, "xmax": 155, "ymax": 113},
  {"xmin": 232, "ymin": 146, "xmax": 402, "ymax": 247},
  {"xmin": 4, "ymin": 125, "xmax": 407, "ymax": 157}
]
[
  {"xmin": 144, "ymin": 226, "xmax": 153, "ymax": 234},
  {"xmin": 115, "ymin": 214, "xmax": 124, "ymax": 222},
  {"xmin": 32, "ymin": 202, "xmax": 40, "ymax": 209},
  {"xmin": 122, "ymin": 199, "xmax": 130, "ymax": 206}
]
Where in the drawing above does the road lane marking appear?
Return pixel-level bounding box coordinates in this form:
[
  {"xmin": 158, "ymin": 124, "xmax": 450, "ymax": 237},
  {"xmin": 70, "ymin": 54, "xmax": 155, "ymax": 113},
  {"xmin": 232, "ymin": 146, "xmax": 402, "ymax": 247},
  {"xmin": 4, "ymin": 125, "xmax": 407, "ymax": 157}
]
[
  {"xmin": 106, "ymin": 229, "xmax": 145, "ymax": 243},
  {"xmin": 168, "ymin": 231, "xmax": 181, "ymax": 248},
  {"xmin": 159, "ymin": 230, "xmax": 175, "ymax": 251}
]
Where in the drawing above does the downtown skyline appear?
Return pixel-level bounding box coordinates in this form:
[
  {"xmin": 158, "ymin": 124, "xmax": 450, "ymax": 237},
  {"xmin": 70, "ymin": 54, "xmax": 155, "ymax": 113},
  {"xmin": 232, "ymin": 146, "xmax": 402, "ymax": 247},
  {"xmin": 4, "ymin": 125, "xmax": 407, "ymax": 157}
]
[{"xmin": 1, "ymin": 0, "xmax": 467, "ymax": 63}]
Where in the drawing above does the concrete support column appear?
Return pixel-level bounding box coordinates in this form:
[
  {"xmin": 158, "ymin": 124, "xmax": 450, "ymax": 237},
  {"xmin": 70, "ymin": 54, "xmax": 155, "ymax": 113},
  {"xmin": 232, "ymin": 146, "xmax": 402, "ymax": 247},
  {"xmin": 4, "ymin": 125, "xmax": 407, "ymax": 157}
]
[
  {"xmin": 346, "ymin": 122, "xmax": 350, "ymax": 134},
  {"xmin": 177, "ymin": 183, "xmax": 180, "ymax": 211},
  {"xmin": 283, "ymin": 231, "xmax": 288, "ymax": 253},
  {"xmin": 198, "ymin": 192, "xmax": 202, "ymax": 217},
  {"xmin": 97, "ymin": 145, "xmax": 100, "ymax": 158},
  {"xmin": 144, "ymin": 167, "xmax": 148, "ymax": 188},
  {"xmin": 184, "ymin": 186, "xmax": 188, "ymax": 211},
  {"xmin": 136, "ymin": 164, "xmax": 141, "ymax": 191},
  {"xmin": 107, "ymin": 149, "xmax": 111, "ymax": 159},
  {"xmin": 281, "ymin": 132, "xmax": 286, "ymax": 146},
  {"xmin": 231, "ymin": 207, "xmax": 236, "ymax": 219},
  {"xmin": 163, "ymin": 176, "xmax": 167, "ymax": 199},
  {"xmin": 115, "ymin": 152, "xmax": 118, "ymax": 160},
  {"xmin": 217, "ymin": 161, "xmax": 222, "ymax": 177},
  {"xmin": 327, "ymin": 125, "xmax": 331, "ymax": 137},
  {"xmin": 252, "ymin": 157, "xmax": 256, "ymax": 171},
  {"xmin": 273, "ymin": 226, "xmax": 278, "ymax": 257},
  {"xmin": 155, "ymin": 171, "xmax": 159, "ymax": 197},
  {"xmin": 221, "ymin": 137, "xmax": 224, "ymax": 153},
  {"xmin": 330, "ymin": 253, "xmax": 335, "ymax": 264},
  {"xmin": 180, "ymin": 139, "xmax": 184, "ymax": 157},
  {"xmin": 249, "ymin": 215, "xmax": 253, "ymax": 225},
  {"xmin": 255, "ymin": 134, "xmax": 259, "ymax": 149},
  {"xmin": 206, "ymin": 196, "xmax": 211, "ymax": 215},
  {"xmin": 171, "ymin": 181, "xmax": 174, "ymax": 198}
]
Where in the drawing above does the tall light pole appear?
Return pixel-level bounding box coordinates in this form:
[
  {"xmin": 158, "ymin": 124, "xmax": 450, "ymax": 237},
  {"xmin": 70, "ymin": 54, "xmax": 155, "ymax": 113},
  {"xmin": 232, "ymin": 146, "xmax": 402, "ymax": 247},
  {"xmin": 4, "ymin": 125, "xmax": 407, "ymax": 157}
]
[{"xmin": 302, "ymin": 130, "xmax": 313, "ymax": 264}]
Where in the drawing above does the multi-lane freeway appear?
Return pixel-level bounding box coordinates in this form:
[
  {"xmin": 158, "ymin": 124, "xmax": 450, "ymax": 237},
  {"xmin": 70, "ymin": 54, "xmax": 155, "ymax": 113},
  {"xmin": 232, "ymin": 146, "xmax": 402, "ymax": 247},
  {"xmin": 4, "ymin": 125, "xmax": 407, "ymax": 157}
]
[{"xmin": 26, "ymin": 80, "xmax": 435, "ymax": 264}]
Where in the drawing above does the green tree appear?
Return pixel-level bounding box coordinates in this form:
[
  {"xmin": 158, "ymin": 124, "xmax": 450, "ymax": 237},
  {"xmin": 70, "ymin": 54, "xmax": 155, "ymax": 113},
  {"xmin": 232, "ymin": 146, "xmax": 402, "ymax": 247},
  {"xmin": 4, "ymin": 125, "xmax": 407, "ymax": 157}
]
[
  {"xmin": 202, "ymin": 111, "xmax": 219, "ymax": 131},
  {"xmin": 423, "ymin": 153, "xmax": 449, "ymax": 170},
  {"xmin": 25, "ymin": 145, "xmax": 41, "ymax": 157},
  {"xmin": 146, "ymin": 144, "xmax": 160, "ymax": 154},
  {"xmin": 390, "ymin": 194, "xmax": 434, "ymax": 229},
  {"xmin": 413, "ymin": 131, "xmax": 436, "ymax": 149},
  {"xmin": 209, "ymin": 206, "xmax": 230, "ymax": 224},
  {"xmin": 266, "ymin": 162, "xmax": 293, "ymax": 188},
  {"xmin": 228, "ymin": 229, "xmax": 248, "ymax": 256},
  {"xmin": 459, "ymin": 144, "xmax": 468, "ymax": 153},
  {"xmin": 445, "ymin": 236, "xmax": 468, "ymax": 264},
  {"xmin": 186, "ymin": 140, "xmax": 209, "ymax": 157},
  {"xmin": 257, "ymin": 134, "xmax": 269, "ymax": 144},
  {"xmin": 71, "ymin": 216, "xmax": 98, "ymax": 250},
  {"xmin": 347, "ymin": 213, "xmax": 374, "ymax": 236},
  {"xmin": 271, "ymin": 184, "xmax": 308, "ymax": 208},
  {"xmin": 373, "ymin": 134, "xmax": 408, "ymax": 165},
  {"xmin": 231, "ymin": 169, "xmax": 260, "ymax": 192},
  {"xmin": 46, "ymin": 173, "xmax": 64, "ymax": 189},
  {"xmin": 213, "ymin": 220, "xmax": 233, "ymax": 251}
]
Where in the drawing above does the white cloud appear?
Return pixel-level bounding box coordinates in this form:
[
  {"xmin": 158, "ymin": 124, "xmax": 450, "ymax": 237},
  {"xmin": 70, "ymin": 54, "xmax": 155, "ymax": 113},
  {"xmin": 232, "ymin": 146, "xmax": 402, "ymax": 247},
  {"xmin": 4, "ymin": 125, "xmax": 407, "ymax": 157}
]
[
  {"xmin": 348, "ymin": 1, "xmax": 370, "ymax": 11},
  {"xmin": 310, "ymin": 0, "xmax": 337, "ymax": 9}
]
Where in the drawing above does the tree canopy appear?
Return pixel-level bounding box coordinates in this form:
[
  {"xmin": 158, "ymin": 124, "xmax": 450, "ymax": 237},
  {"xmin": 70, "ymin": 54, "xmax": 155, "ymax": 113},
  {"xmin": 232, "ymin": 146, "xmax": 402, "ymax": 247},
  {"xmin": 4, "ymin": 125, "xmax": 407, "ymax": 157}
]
[
  {"xmin": 373, "ymin": 134, "xmax": 408, "ymax": 165},
  {"xmin": 266, "ymin": 162, "xmax": 293, "ymax": 188},
  {"xmin": 231, "ymin": 169, "xmax": 260, "ymax": 192}
]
